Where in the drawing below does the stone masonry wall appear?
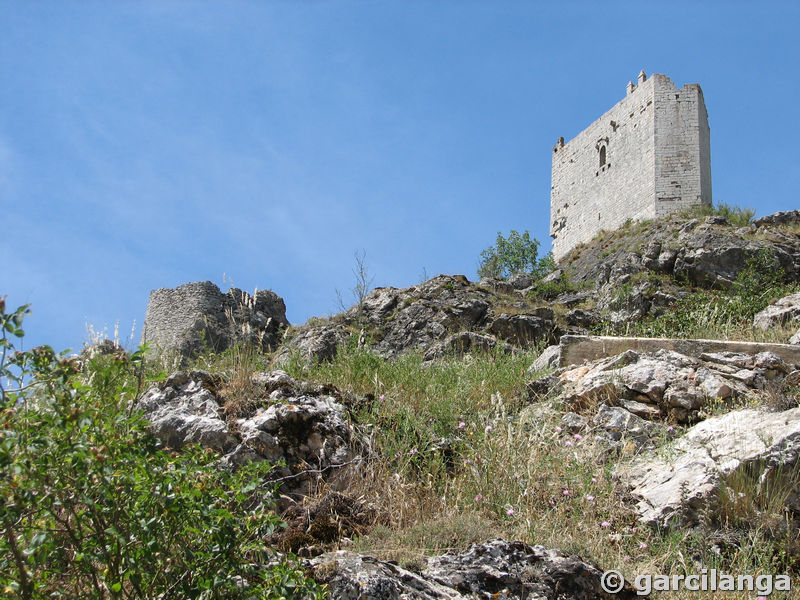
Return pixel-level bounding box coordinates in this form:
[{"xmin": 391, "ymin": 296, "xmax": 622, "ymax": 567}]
[
  {"xmin": 141, "ymin": 281, "xmax": 289, "ymax": 359},
  {"xmin": 653, "ymin": 75, "xmax": 712, "ymax": 217},
  {"xmin": 551, "ymin": 76, "xmax": 657, "ymax": 259},
  {"xmin": 550, "ymin": 73, "xmax": 711, "ymax": 260}
]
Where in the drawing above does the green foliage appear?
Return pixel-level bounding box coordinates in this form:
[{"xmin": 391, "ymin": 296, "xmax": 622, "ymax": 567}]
[
  {"xmin": 477, "ymin": 230, "xmax": 555, "ymax": 280},
  {"xmin": 526, "ymin": 272, "xmax": 579, "ymax": 301},
  {"xmin": 0, "ymin": 301, "xmax": 324, "ymax": 599}
]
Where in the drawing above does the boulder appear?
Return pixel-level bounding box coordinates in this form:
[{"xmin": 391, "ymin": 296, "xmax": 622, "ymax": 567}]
[
  {"xmin": 507, "ymin": 272, "xmax": 535, "ymax": 290},
  {"xmin": 308, "ymin": 539, "xmax": 638, "ymax": 599},
  {"xmin": 529, "ymin": 344, "xmax": 561, "ymax": 374},
  {"xmin": 487, "ymin": 313, "xmax": 556, "ymax": 349},
  {"xmin": 137, "ymin": 370, "xmax": 237, "ymax": 453},
  {"xmin": 423, "ymin": 331, "xmax": 508, "ymax": 361},
  {"xmin": 138, "ymin": 370, "xmax": 367, "ymax": 500},
  {"xmin": 548, "ymin": 348, "xmax": 793, "ymax": 423},
  {"xmin": 753, "ymin": 291, "xmax": 800, "ymax": 330},
  {"xmin": 619, "ymin": 407, "xmax": 800, "ymax": 526},
  {"xmin": 354, "ymin": 275, "xmax": 494, "ymax": 357},
  {"xmin": 566, "ymin": 308, "xmax": 602, "ymax": 329},
  {"xmin": 589, "ymin": 404, "xmax": 666, "ymax": 452},
  {"xmin": 274, "ymin": 323, "xmax": 350, "ymax": 366},
  {"xmin": 141, "ymin": 281, "xmax": 288, "ymax": 360},
  {"xmin": 753, "ymin": 210, "xmax": 800, "ymax": 227}
]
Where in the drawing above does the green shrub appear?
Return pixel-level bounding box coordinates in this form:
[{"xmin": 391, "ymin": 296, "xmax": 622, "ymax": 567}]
[
  {"xmin": 0, "ymin": 301, "xmax": 325, "ymax": 599},
  {"xmin": 526, "ymin": 274, "xmax": 577, "ymax": 301},
  {"xmin": 477, "ymin": 230, "xmax": 555, "ymax": 280}
]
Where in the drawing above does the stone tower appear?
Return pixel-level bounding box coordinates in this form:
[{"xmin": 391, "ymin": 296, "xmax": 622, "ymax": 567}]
[{"xmin": 550, "ymin": 71, "xmax": 711, "ymax": 260}]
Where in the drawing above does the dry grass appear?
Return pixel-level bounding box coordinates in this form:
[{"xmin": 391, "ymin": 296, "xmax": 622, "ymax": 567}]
[{"xmin": 275, "ymin": 343, "xmax": 799, "ymax": 597}]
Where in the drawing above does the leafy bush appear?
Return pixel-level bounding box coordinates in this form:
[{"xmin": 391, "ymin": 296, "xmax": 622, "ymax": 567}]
[
  {"xmin": 0, "ymin": 301, "xmax": 325, "ymax": 599},
  {"xmin": 477, "ymin": 230, "xmax": 554, "ymax": 280}
]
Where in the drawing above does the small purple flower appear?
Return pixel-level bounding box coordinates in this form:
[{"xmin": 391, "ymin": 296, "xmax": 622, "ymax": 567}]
[
  {"xmin": 458, "ymin": 421, "xmax": 466, "ymax": 429},
  {"xmin": 564, "ymin": 440, "xmax": 573, "ymax": 447},
  {"xmin": 475, "ymin": 494, "xmax": 483, "ymax": 503},
  {"xmin": 573, "ymin": 433, "xmax": 582, "ymax": 440},
  {"xmin": 555, "ymin": 426, "xmax": 562, "ymax": 433},
  {"xmin": 601, "ymin": 521, "xmax": 611, "ymax": 528},
  {"xmin": 585, "ymin": 495, "xmax": 595, "ymax": 502},
  {"xmin": 506, "ymin": 508, "xmax": 515, "ymax": 516},
  {"xmin": 485, "ymin": 425, "xmax": 492, "ymax": 433},
  {"xmin": 562, "ymin": 489, "xmax": 570, "ymax": 496}
]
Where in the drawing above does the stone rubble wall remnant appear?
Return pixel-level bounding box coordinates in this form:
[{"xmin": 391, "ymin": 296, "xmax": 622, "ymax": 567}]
[{"xmin": 141, "ymin": 281, "xmax": 289, "ymax": 359}]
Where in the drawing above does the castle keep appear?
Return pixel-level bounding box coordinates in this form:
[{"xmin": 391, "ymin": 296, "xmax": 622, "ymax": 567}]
[{"xmin": 550, "ymin": 71, "xmax": 711, "ymax": 260}]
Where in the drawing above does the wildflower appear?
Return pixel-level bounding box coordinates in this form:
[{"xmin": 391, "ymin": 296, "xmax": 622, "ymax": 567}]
[
  {"xmin": 573, "ymin": 433, "xmax": 582, "ymax": 440},
  {"xmin": 474, "ymin": 494, "xmax": 483, "ymax": 503},
  {"xmin": 409, "ymin": 448, "xmax": 418, "ymax": 456},
  {"xmin": 464, "ymin": 459, "xmax": 473, "ymax": 465},
  {"xmin": 601, "ymin": 521, "xmax": 611, "ymax": 528},
  {"xmin": 548, "ymin": 499, "xmax": 555, "ymax": 506},
  {"xmin": 638, "ymin": 542, "xmax": 648, "ymax": 550},
  {"xmin": 555, "ymin": 426, "xmax": 562, "ymax": 433},
  {"xmin": 379, "ymin": 394, "xmax": 385, "ymax": 401},
  {"xmin": 506, "ymin": 508, "xmax": 515, "ymax": 516},
  {"xmin": 591, "ymin": 476, "xmax": 598, "ymax": 483},
  {"xmin": 585, "ymin": 495, "xmax": 595, "ymax": 502},
  {"xmin": 458, "ymin": 421, "xmax": 466, "ymax": 429},
  {"xmin": 562, "ymin": 489, "xmax": 570, "ymax": 496},
  {"xmin": 666, "ymin": 425, "xmax": 675, "ymax": 432},
  {"xmin": 485, "ymin": 425, "xmax": 492, "ymax": 433},
  {"xmin": 564, "ymin": 440, "xmax": 573, "ymax": 447}
]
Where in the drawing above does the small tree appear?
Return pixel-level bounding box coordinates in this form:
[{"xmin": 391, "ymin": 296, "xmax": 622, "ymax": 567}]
[{"xmin": 477, "ymin": 230, "xmax": 554, "ymax": 280}]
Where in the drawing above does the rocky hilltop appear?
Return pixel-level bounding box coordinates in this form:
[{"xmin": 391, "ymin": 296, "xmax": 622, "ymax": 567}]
[{"xmin": 129, "ymin": 209, "xmax": 800, "ymax": 598}]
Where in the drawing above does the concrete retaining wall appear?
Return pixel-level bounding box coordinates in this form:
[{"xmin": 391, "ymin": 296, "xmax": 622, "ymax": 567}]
[{"xmin": 559, "ymin": 335, "xmax": 800, "ymax": 368}]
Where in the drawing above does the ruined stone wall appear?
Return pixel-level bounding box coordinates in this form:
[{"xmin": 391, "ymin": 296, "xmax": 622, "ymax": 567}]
[
  {"xmin": 142, "ymin": 281, "xmax": 289, "ymax": 359},
  {"xmin": 550, "ymin": 73, "xmax": 712, "ymax": 260}
]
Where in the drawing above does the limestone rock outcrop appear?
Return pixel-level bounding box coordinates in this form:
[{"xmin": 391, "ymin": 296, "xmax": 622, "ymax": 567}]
[
  {"xmin": 142, "ymin": 281, "xmax": 288, "ymax": 359},
  {"xmin": 753, "ymin": 291, "xmax": 800, "ymax": 330},
  {"xmin": 542, "ymin": 348, "xmax": 795, "ymax": 423},
  {"xmin": 557, "ymin": 212, "xmax": 800, "ymax": 327},
  {"xmin": 280, "ymin": 275, "xmax": 558, "ymax": 363},
  {"xmin": 274, "ymin": 323, "xmax": 350, "ymax": 366},
  {"xmin": 137, "ymin": 370, "xmax": 368, "ymax": 500},
  {"xmin": 618, "ymin": 407, "xmax": 800, "ymax": 526},
  {"xmin": 308, "ymin": 539, "xmax": 638, "ymax": 599}
]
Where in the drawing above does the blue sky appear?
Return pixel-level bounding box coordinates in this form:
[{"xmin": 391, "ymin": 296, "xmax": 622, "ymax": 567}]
[{"xmin": 2, "ymin": 1, "xmax": 799, "ymax": 353}]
